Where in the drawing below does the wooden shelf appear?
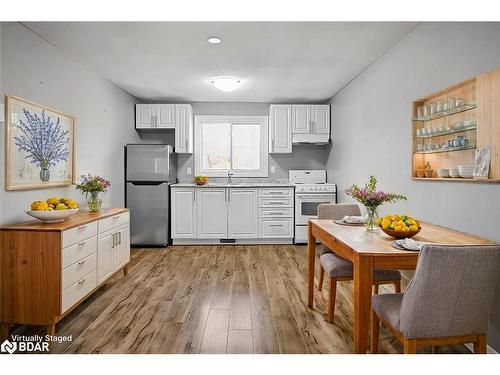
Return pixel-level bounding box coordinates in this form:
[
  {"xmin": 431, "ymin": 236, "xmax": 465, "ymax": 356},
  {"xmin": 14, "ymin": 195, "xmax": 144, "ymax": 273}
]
[
  {"xmin": 411, "ymin": 68, "xmax": 500, "ymax": 183},
  {"xmin": 412, "ymin": 177, "xmax": 500, "ymax": 183}
]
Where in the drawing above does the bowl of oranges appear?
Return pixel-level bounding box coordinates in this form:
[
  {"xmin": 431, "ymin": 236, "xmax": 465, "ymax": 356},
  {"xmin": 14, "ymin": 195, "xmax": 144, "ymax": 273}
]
[
  {"xmin": 26, "ymin": 197, "xmax": 79, "ymax": 223},
  {"xmin": 376, "ymin": 214, "xmax": 421, "ymax": 239},
  {"xmin": 193, "ymin": 175, "xmax": 209, "ymax": 186}
]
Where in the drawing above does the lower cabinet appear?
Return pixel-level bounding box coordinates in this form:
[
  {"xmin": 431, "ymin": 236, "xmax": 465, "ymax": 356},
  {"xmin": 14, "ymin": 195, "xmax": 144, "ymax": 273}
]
[
  {"xmin": 171, "ymin": 186, "xmax": 293, "ymax": 243},
  {"xmin": 197, "ymin": 188, "xmax": 228, "ymax": 238},
  {"xmin": 97, "ymin": 224, "xmax": 130, "ymax": 285},
  {"xmin": 227, "ymin": 189, "xmax": 258, "ymax": 238}
]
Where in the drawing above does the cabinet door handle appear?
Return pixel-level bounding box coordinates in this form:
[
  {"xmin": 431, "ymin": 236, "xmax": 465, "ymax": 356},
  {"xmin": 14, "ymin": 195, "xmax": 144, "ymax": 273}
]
[
  {"xmin": 266, "ymin": 212, "xmax": 284, "ymax": 215},
  {"xmin": 113, "ymin": 215, "xmax": 120, "ymax": 220},
  {"xmin": 271, "ymin": 139, "xmax": 275, "ymax": 152},
  {"xmin": 270, "ymin": 224, "xmax": 284, "ymax": 227},
  {"xmin": 118, "ymin": 232, "xmax": 122, "ymax": 245},
  {"xmin": 112, "ymin": 233, "xmax": 115, "ymax": 248},
  {"xmin": 228, "ymin": 190, "xmax": 231, "ymax": 203},
  {"xmin": 268, "ymin": 192, "xmax": 283, "ymax": 195},
  {"xmin": 78, "ymin": 241, "xmax": 86, "ymax": 246},
  {"xmin": 78, "ymin": 260, "xmax": 85, "ymax": 266},
  {"xmin": 185, "ymin": 139, "xmax": 188, "ymax": 151},
  {"xmin": 78, "ymin": 278, "xmax": 86, "ymax": 285}
]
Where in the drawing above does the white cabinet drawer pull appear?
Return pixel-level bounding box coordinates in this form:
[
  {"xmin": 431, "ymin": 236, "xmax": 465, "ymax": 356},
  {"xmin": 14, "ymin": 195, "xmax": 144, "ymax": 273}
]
[
  {"xmin": 77, "ymin": 260, "xmax": 85, "ymax": 265},
  {"xmin": 78, "ymin": 242, "xmax": 86, "ymax": 246},
  {"xmin": 78, "ymin": 225, "xmax": 87, "ymax": 230},
  {"xmin": 113, "ymin": 215, "xmax": 120, "ymax": 219},
  {"xmin": 78, "ymin": 279, "xmax": 86, "ymax": 285},
  {"xmin": 266, "ymin": 212, "xmax": 284, "ymax": 215},
  {"xmin": 269, "ymin": 192, "xmax": 283, "ymax": 195},
  {"xmin": 270, "ymin": 224, "xmax": 284, "ymax": 227}
]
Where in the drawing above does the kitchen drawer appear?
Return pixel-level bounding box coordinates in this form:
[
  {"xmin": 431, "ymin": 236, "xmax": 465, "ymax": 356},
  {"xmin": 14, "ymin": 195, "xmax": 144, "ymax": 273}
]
[
  {"xmin": 61, "ymin": 253, "xmax": 97, "ymax": 290},
  {"xmin": 61, "ymin": 269, "xmax": 97, "ymax": 314},
  {"xmin": 258, "ymin": 207, "xmax": 293, "ymax": 218},
  {"xmin": 259, "ymin": 218, "xmax": 293, "ymax": 238},
  {"xmin": 258, "ymin": 188, "xmax": 293, "ymax": 198},
  {"xmin": 62, "ymin": 235, "xmax": 98, "ymax": 269},
  {"xmin": 98, "ymin": 211, "xmax": 130, "ymax": 234},
  {"xmin": 62, "ymin": 221, "xmax": 98, "ymax": 248},
  {"xmin": 258, "ymin": 197, "xmax": 294, "ymax": 208}
]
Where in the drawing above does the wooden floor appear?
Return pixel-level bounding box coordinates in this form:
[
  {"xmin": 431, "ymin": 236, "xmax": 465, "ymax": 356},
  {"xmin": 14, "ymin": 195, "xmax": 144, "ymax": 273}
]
[{"xmin": 9, "ymin": 245, "xmax": 468, "ymax": 354}]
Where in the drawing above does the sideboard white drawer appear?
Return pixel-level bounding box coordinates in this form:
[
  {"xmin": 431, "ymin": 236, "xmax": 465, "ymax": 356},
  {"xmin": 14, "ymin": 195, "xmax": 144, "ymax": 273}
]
[
  {"xmin": 259, "ymin": 207, "xmax": 293, "ymax": 218},
  {"xmin": 63, "ymin": 221, "xmax": 98, "ymax": 248},
  {"xmin": 61, "ymin": 253, "xmax": 97, "ymax": 290},
  {"xmin": 98, "ymin": 211, "xmax": 130, "ymax": 234},
  {"xmin": 259, "ymin": 219, "xmax": 293, "ymax": 238},
  {"xmin": 258, "ymin": 188, "xmax": 293, "ymax": 198},
  {"xmin": 62, "ymin": 235, "xmax": 98, "ymax": 269},
  {"xmin": 258, "ymin": 197, "xmax": 294, "ymax": 208},
  {"xmin": 61, "ymin": 269, "xmax": 97, "ymax": 314}
]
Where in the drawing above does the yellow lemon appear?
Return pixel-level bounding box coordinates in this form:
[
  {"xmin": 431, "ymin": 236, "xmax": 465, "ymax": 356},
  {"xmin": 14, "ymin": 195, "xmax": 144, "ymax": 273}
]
[
  {"xmin": 55, "ymin": 203, "xmax": 68, "ymax": 210},
  {"xmin": 46, "ymin": 197, "xmax": 60, "ymax": 206},
  {"xmin": 381, "ymin": 218, "xmax": 391, "ymax": 229},
  {"xmin": 410, "ymin": 225, "xmax": 419, "ymax": 231},
  {"xmin": 31, "ymin": 201, "xmax": 49, "ymax": 211}
]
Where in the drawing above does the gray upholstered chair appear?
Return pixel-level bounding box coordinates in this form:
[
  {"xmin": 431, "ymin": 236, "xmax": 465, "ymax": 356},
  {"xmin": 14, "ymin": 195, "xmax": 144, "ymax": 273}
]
[
  {"xmin": 317, "ymin": 203, "xmax": 401, "ymax": 323},
  {"xmin": 371, "ymin": 244, "xmax": 500, "ymax": 354}
]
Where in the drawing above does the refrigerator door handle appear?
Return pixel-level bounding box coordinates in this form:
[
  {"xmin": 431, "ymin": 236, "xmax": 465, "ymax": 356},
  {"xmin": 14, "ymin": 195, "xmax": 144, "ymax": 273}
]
[{"xmin": 127, "ymin": 181, "xmax": 166, "ymax": 186}]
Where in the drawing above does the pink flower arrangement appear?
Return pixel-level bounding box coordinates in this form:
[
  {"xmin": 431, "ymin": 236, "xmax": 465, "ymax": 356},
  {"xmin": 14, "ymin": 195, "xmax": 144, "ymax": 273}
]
[
  {"xmin": 345, "ymin": 175, "xmax": 407, "ymax": 209},
  {"xmin": 75, "ymin": 174, "xmax": 111, "ymax": 197}
]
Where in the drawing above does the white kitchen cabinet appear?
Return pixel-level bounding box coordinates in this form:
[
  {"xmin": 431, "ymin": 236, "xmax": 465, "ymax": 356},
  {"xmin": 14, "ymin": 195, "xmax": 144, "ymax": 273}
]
[
  {"xmin": 291, "ymin": 104, "xmax": 311, "ymax": 134},
  {"xmin": 269, "ymin": 105, "xmax": 292, "ymax": 154},
  {"xmin": 227, "ymin": 189, "xmax": 258, "ymax": 238},
  {"xmin": 310, "ymin": 105, "xmax": 330, "ymax": 134},
  {"xmin": 136, "ymin": 104, "xmax": 155, "ymax": 129},
  {"xmin": 157, "ymin": 104, "xmax": 176, "ymax": 129},
  {"xmin": 175, "ymin": 104, "xmax": 193, "ymax": 153},
  {"xmin": 171, "ymin": 187, "xmax": 197, "ymax": 238},
  {"xmin": 197, "ymin": 188, "xmax": 228, "ymax": 238},
  {"xmin": 97, "ymin": 231, "xmax": 114, "ymax": 284},
  {"xmin": 116, "ymin": 225, "xmax": 130, "ymax": 269}
]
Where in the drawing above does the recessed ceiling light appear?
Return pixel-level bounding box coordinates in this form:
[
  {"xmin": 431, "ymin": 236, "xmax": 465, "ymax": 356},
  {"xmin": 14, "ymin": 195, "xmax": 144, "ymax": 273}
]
[
  {"xmin": 210, "ymin": 76, "xmax": 241, "ymax": 92},
  {"xmin": 207, "ymin": 36, "xmax": 222, "ymax": 44}
]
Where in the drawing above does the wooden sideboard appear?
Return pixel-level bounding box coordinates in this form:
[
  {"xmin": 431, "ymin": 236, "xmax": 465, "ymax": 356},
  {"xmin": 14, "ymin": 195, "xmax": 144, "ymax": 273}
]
[{"xmin": 0, "ymin": 208, "xmax": 130, "ymax": 339}]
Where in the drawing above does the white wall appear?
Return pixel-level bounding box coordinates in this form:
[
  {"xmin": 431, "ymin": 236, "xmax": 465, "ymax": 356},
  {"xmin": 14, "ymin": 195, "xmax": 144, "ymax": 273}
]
[
  {"xmin": 327, "ymin": 22, "xmax": 500, "ymax": 351},
  {"xmin": 175, "ymin": 102, "xmax": 331, "ymax": 181},
  {"xmin": 0, "ymin": 22, "xmax": 141, "ymax": 225}
]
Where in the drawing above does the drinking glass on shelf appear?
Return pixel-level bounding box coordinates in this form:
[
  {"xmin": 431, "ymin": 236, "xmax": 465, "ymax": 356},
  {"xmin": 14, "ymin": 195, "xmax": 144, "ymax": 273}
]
[
  {"xmin": 436, "ymin": 100, "xmax": 444, "ymax": 113},
  {"xmin": 448, "ymin": 98, "xmax": 456, "ymax": 110},
  {"xmin": 454, "ymin": 98, "xmax": 464, "ymax": 107},
  {"xmin": 417, "ymin": 106, "xmax": 424, "ymax": 119}
]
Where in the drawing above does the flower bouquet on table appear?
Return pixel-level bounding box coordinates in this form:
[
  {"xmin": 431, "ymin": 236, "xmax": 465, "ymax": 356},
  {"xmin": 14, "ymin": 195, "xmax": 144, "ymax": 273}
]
[
  {"xmin": 345, "ymin": 175, "xmax": 407, "ymax": 231},
  {"xmin": 75, "ymin": 174, "xmax": 111, "ymax": 212}
]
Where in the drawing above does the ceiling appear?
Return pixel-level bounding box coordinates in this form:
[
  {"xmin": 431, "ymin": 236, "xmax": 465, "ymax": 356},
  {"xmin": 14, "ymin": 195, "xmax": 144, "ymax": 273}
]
[{"xmin": 24, "ymin": 22, "xmax": 419, "ymax": 103}]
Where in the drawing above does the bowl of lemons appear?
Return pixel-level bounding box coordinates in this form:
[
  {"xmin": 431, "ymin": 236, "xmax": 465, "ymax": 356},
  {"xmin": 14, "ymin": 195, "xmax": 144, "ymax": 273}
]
[
  {"xmin": 26, "ymin": 197, "xmax": 79, "ymax": 223},
  {"xmin": 193, "ymin": 175, "xmax": 209, "ymax": 186},
  {"xmin": 376, "ymin": 214, "xmax": 421, "ymax": 239}
]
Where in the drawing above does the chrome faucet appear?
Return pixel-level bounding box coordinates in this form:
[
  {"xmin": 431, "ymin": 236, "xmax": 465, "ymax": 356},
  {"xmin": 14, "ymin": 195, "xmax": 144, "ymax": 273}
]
[{"xmin": 227, "ymin": 170, "xmax": 234, "ymax": 185}]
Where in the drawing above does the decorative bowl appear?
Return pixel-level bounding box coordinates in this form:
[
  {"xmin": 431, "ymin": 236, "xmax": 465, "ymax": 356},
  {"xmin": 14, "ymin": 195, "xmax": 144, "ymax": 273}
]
[
  {"xmin": 194, "ymin": 180, "xmax": 208, "ymax": 186},
  {"xmin": 438, "ymin": 168, "xmax": 450, "ymax": 178},
  {"xmin": 380, "ymin": 226, "xmax": 421, "ymax": 239},
  {"xmin": 26, "ymin": 209, "xmax": 79, "ymax": 223},
  {"xmin": 449, "ymin": 168, "xmax": 460, "ymax": 178}
]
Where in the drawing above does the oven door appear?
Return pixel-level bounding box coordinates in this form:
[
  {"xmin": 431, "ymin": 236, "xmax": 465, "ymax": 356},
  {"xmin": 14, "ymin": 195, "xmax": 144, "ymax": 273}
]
[{"xmin": 295, "ymin": 193, "xmax": 336, "ymax": 225}]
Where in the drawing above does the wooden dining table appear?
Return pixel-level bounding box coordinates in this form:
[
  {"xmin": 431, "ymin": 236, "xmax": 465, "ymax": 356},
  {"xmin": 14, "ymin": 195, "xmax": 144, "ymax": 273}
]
[{"xmin": 307, "ymin": 219, "xmax": 496, "ymax": 354}]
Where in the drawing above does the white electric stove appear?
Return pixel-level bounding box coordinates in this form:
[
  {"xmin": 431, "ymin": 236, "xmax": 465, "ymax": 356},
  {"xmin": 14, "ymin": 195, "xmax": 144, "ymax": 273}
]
[{"xmin": 289, "ymin": 170, "xmax": 337, "ymax": 243}]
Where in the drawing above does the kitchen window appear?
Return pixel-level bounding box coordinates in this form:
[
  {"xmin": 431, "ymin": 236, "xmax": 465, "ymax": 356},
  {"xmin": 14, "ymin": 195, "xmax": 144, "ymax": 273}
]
[{"xmin": 194, "ymin": 116, "xmax": 269, "ymax": 177}]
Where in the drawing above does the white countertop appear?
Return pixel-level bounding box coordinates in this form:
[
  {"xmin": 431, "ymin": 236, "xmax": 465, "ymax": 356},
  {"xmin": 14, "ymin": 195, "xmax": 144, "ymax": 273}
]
[{"xmin": 171, "ymin": 182, "xmax": 294, "ymax": 188}]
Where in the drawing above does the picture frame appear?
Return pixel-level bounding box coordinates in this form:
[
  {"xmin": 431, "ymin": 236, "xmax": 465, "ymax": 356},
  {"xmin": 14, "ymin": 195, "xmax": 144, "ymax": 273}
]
[{"xmin": 5, "ymin": 95, "xmax": 76, "ymax": 190}]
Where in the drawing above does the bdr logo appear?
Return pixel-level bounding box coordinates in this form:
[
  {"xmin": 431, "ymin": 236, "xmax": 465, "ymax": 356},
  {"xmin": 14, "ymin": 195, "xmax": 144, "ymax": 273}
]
[
  {"xmin": 1, "ymin": 339, "xmax": 49, "ymax": 354},
  {"xmin": 1, "ymin": 340, "xmax": 17, "ymax": 354}
]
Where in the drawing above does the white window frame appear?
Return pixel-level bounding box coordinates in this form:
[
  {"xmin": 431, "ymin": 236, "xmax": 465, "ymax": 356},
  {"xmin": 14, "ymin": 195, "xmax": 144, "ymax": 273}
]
[{"xmin": 194, "ymin": 115, "xmax": 269, "ymax": 178}]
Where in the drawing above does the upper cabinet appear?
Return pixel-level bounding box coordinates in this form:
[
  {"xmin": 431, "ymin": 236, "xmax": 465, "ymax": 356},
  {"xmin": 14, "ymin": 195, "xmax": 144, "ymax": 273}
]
[
  {"xmin": 269, "ymin": 104, "xmax": 292, "ymax": 154},
  {"xmin": 269, "ymin": 103, "xmax": 330, "ymax": 152},
  {"xmin": 135, "ymin": 103, "xmax": 193, "ymax": 154},
  {"xmin": 175, "ymin": 104, "xmax": 194, "ymax": 154}
]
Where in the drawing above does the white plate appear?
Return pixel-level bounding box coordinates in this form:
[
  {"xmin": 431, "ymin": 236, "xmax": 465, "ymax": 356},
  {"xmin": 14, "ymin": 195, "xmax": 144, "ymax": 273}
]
[{"xmin": 26, "ymin": 209, "xmax": 79, "ymax": 223}]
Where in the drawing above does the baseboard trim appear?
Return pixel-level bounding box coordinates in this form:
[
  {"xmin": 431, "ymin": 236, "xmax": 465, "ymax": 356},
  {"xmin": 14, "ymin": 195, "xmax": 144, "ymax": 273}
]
[
  {"xmin": 465, "ymin": 342, "xmax": 498, "ymax": 354},
  {"xmin": 172, "ymin": 238, "xmax": 294, "ymax": 245}
]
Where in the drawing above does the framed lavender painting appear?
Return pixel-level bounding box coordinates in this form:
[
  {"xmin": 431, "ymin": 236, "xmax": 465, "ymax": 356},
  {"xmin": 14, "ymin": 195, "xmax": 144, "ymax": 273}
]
[{"xmin": 5, "ymin": 95, "xmax": 75, "ymax": 190}]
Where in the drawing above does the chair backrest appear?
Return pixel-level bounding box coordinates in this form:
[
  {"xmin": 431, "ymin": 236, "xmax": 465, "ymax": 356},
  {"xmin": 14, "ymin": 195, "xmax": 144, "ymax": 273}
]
[
  {"xmin": 400, "ymin": 244, "xmax": 500, "ymax": 339},
  {"xmin": 317, "ymin": 203, "xmax": 361, "ymax": 220}
]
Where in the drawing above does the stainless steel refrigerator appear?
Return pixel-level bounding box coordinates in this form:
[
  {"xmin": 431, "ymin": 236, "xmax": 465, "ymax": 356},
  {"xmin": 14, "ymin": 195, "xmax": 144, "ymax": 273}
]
[{"xmin": 125, "ymin": 144, "xmax": 176, "ymax": 247}]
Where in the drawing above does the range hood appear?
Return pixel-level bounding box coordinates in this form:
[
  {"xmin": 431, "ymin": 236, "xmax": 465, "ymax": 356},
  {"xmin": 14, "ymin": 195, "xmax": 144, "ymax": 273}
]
[{"xmin": 292, "ymin": 133, "xmax": 330, "ymax": 145}]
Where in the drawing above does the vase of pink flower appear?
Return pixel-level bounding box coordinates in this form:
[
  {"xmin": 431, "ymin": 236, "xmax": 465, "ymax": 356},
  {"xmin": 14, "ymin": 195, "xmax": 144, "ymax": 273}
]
[
  {"xmin": 345, "ymin": 175, "xmax": 407, "ymax": 232},
  {"xmin": 75, "ymin": 174, "xmax": 111, "ymax": 212}
]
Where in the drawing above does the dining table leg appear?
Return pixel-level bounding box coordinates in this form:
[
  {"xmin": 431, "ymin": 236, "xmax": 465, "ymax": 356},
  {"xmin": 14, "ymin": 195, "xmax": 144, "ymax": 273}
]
[
  {"xmin": 307, "ymin": 221, "xmax": 316, "ymax": 308},
  {"xmin": 353, "ymin": 254, "xmax": 373, "ymax": 353}
]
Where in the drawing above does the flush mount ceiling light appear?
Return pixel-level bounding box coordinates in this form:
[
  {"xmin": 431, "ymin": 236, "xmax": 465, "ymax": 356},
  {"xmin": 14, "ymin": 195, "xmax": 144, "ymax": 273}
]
[
  {"xmin": 207, "ymin": 36, "xmax": 222, "ymax": 44},
  {"xmin": 210, "ymin": 76, "xmax": 241, "ymax": 92}
]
